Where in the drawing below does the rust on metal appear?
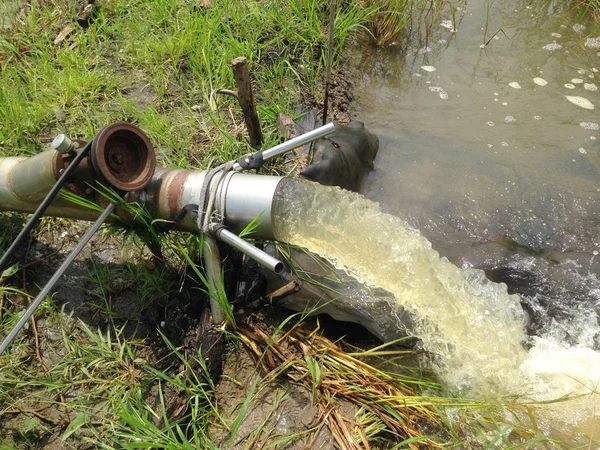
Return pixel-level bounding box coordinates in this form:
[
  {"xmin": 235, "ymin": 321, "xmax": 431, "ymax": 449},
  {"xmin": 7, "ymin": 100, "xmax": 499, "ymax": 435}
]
[
  {"xmin": 162, "ymin": 170, "xmax": 192, "ymax": 219},
  {"xmin": 90, "ymin": 123, "xmax": 156, "ymax": 191}
]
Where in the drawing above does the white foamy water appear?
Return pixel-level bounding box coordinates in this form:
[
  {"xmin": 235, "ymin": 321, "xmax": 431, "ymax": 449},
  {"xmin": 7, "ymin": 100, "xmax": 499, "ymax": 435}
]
[
  {"xmin": 564, "ymin": 83, "xmax": 576, "ymax": 89},
  {"xmin": 584, "ymin": 83, "xmax": 598, "ymax": 92},
  {"xmin": 273, "ymin": 179, "xmax": 600, "ymax": 448},
  {"xmin": 429, "ymin": 86, "xmax": 449, "ymax": 99},
  {"xmin": 580, "ymin": 122, "xmax": 600, "ymax": 131},
  {"xmin": 533, "ymin": 77, "xmax": 548, "ymax": 86},
  {"xmin": 273, "ymin": 179, "xmax": 600, "ymax": 439},
  {"xmin": 584, "ymin": 37, "xmax": 600, "ymax": 49},
  {"xmin": 508, "ymin": 81, "xmax": 521, "ymax": 89},
  {"xmin": 440, "ymin": 20, "xmax": 455, "ymax": 30},
  {"xmin": 273, "ymin": 179, "xmax": 528, "ymax": 393},
  {"xmin": 565, "ymin": 95, "xmax": 595, "ymax": 110},
  {"xmin": 543, "ymin": 42, "xmax": 562, "ymax": 51},
  {"xmin": 421, "ymin": 65, "xmax": 436, "ymax": 72}
]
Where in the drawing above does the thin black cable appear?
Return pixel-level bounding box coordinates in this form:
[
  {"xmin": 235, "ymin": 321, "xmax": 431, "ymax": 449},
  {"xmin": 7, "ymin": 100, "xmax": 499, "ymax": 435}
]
[
  {"xmin": 0, "ymin": 201, "xmax": 116, "ymax": 355},
  {"xmin": 0, "ymin": 141, "xmax": 92, "ymax": 273}
]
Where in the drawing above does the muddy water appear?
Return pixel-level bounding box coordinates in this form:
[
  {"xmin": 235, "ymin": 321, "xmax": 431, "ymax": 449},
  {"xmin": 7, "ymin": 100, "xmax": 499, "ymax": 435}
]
[
  {"xmin": 344, "ymin": 0, "xmax": 600, "ymax": 443},
  {"xmin": 354, "ymin": 1, "xmax": 599, "ymax": 254}
]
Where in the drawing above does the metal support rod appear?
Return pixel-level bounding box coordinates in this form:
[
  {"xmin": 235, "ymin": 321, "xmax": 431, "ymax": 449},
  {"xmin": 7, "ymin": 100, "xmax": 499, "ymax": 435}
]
[
  {"xmin": 0, "ymin": 202, "xmax": 116, "ymax": 355},
  {"xmin": 233, "ymin": 123, "xmax": 336, "ymax": 172},
  {"xmin": 210, "ymin": 225, "xmax": 284, "ymax": 274},
  {"xmin": 202, "ymin": 236, "xmax": 227, "ymax": 324},
  {"xmin": 0, "ymin": 141, "xmax": 92, "ymax": 273}
]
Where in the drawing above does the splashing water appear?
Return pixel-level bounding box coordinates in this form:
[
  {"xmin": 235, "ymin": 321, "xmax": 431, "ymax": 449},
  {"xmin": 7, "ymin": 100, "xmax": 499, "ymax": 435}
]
[
  {"xmin": 273, "ymin": 178, "xmax": 528, "ymax": 393},
  {"xmin": 272, "ymin": 178, "xmax": 600, "ymax": 439}
]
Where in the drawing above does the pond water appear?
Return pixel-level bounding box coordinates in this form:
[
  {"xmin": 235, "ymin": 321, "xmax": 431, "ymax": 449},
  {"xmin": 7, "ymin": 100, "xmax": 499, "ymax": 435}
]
[{"xmin": 349, "ymin": 0, "xmax": 600, "ymax": 444}]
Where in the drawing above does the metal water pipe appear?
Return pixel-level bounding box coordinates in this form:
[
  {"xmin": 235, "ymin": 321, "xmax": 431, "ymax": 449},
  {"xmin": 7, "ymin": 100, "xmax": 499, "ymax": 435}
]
[{"xmin": 0, "ymin": 122, "xmax": 336, "ymax": 352}]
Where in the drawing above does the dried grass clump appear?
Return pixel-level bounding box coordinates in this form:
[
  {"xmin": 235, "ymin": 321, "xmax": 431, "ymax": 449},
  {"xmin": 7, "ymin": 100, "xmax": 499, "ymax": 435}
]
[
  {"xmin": 364, "ymin": 0, "xmax": 414, "ymax": 46},
  {"xmin": 238, "ymin": 321, "xmax": 449, "ymax": 449}
]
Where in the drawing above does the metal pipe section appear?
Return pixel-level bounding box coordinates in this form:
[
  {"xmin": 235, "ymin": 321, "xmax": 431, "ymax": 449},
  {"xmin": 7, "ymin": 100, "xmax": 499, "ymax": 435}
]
[
  {"xmin": 0, "ymin": 157, "xmax": 284, "ymax": 239},
  {"xmin": 0, "ymin": 143, "xmax": 92, "ymax": 273},
  {"xmin": 210, "ymin": 225, "xmax": 284, "ymax": 274},
  {"xmin": 232, "ymin": 122, "xmax": 336, "ymax": 171},
  {"xmin": 202, "ymin": 236, "xmax": 227, "ymax": 324}
]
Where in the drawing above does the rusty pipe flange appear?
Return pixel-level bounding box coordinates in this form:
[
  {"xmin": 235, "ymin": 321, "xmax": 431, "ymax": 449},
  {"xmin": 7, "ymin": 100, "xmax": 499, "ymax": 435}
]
[{"xmin": 89, "ymin": 123, "xmax": 156, "ymax": 192}]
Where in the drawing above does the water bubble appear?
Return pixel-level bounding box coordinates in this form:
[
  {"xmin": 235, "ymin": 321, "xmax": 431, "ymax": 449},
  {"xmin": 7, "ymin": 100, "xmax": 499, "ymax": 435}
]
[
  {"xmin": 551, "ymin": 33, "xmax": 562, "ymax": 38},
  {"xmin": 438, "ymin": 39, "xmax": 448, "ymax": 44},
  {"xmin": 533, "ymin": 77, "xmax": 548, "ymax": 86},
  {"xmin": 579, "ymin": 148, "xmax": 587, "ymax": 154},
  {"xmin": 577, "ymin": 69, "xmax": 587, "ymax": 75},
  {"xmin": 584, "ymin": 37, "xmax": 600, "ymax": 48},
  {"xmin": 501, "ymin": 141, "xmax": 510, "ymax": 147},
  {"xmin": 533, "ymin": 115, "xmax": 542, "ymax": 120},
  {"xmin": 413, "ymin": 73, "xmax": 423, "ymax": 77},
  {"xmin": 509, "ymin": 82, "xmax": 521, "ymax": 89},
  {"xmin": 502, "ymin": 102, "xmax": 508, "ymax": 106},
  {"xmin": 487, "ymin": 143, "xmax": 493, "ymax": 148},
  {"xmin": 486, "ymin": 121, "xmax": 495, "ymax": 126},
  {"xmin": 593, "ymin": 68, "xmax": 599, "ymax": 73},
  {"xmin": 418, "ymin": 46, "xmax": 432, "ymax": 54},
  {"xmin": 584, "ymin": 83, "xmax": 598, "ymax": 91},
  {"xmin": 440, "ymin": 20, "xmax": 455, "ymax": 30},
  {"xmin": 494, "ymin": 92, "xmax": 499, "ymax": 96},
  {"xmin": 580, "ymin": 122, "xmax": 600, "ymax": 131},
  {"xmin": 428, "ymin": 86, "xmax": 449, "ymax": 100},
  {"xmin": 591, "ymin": 136, "xmax": 597, "ymax": 140},
  {"xmin": 565, "ymin": 95, "xmax": 595, "ymax": 110},
  {"xmin": 573, "ymin": 24, "xmax": 587, "ymax": 32},
  {"xmin": 564, "ymin": 83, "xmax": 576, "ymax": 89},
  {"xmin": 543, "ymin": 42, "xmax": 562, "ymax": 51},
  {"xmin": 421, "ymin": 65, "xmax": 437, "ymax": 72},
  {"xmin": 504, "ymin": 115, "xmax": 517, "ymax": 123},
  {"xmin": 571, "ymin": 78, "xmax": 584, "ymax": 84}
]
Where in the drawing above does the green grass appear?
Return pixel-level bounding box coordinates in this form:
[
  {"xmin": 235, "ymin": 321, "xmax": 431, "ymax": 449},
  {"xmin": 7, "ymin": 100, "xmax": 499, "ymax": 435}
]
[{"xmin": 0, "ymin": 0, "xmax": 377, "ymax": 166}]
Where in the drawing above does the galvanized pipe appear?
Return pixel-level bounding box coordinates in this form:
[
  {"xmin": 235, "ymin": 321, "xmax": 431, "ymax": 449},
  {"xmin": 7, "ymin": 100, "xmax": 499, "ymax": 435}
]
[
  {"xmin": 0, "ymin": 160, "xmax": 284, "ymax": 240},
  {"xmin": 202, "ymin": 236, "xmax": 227, "ymax": 324},
  {"xmin": 232, "ymin": 122, "xmax": 336, "ymax": 171},
  {"xmin": 0, "ymin": 142, "xmax": 92, "ymax": 273},
  {"xmin": 209, "ymin": 224, "xmax": 284, "ymax": 274}
]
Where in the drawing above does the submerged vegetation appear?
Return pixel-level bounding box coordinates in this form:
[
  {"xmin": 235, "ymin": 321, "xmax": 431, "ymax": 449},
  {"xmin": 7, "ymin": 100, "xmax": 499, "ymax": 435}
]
[{"xmin": 0, "ymin": 0, "xmax": 597, "ymax": 448}]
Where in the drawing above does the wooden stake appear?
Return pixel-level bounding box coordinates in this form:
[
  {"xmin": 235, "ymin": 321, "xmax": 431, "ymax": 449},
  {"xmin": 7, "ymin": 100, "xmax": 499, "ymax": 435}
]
[{"xmin": 231, "ymin": 57, "xmax": 263, "ymax": 149}]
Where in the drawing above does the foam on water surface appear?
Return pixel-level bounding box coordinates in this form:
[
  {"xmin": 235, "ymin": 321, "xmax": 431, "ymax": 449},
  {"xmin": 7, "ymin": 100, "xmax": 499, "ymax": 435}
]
[
  {"xmin": 543, "ymin": 42, "xmax": 562, "ymax": 51},
  {"xmin": 565, "ymin": 95, "xmax": 595, "ymax": 110},
  {"xmin": 580, "ymin": 122, "xmax": 600, "ymax": 130}
]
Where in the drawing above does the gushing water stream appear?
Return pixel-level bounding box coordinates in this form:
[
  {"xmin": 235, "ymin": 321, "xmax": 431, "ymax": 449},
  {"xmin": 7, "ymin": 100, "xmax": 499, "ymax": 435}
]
[{"xmin": 272, "ymin": 178, "xmax": 600, "ymax": 442}]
